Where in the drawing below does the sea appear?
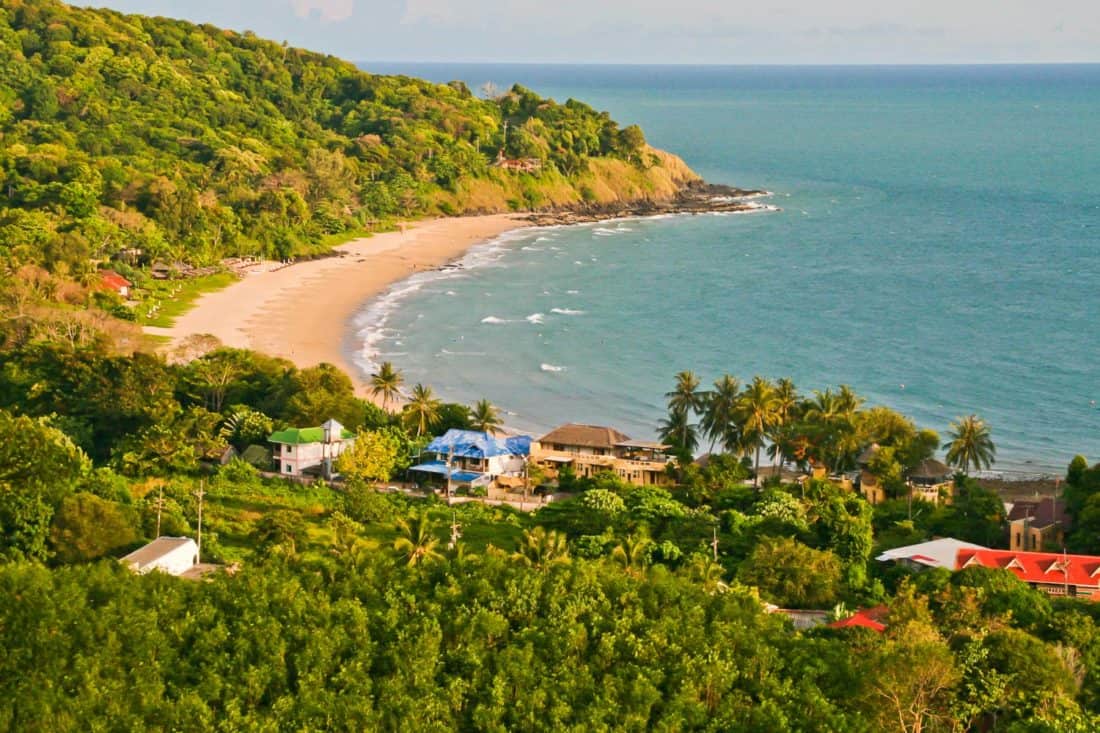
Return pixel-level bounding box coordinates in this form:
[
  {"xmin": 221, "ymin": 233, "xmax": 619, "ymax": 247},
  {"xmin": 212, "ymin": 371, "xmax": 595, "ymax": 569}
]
[{"xmin": 354, "ymin": 64, "xmax": 1100, "ymax": 475}]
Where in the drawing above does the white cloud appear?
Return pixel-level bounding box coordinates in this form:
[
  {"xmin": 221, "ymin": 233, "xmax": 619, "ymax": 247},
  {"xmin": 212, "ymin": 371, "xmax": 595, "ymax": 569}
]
[{"xmin": 290, "ymin": 0, "xmax": 354, "ymax": 22}]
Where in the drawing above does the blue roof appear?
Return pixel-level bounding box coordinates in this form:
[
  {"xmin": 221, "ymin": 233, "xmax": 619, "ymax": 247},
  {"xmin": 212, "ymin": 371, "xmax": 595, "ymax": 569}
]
[
  {"xmin": 425, "ymin": 429, "xmax": 531, "ymax": 459},
  {"xmin": 409, "ymin": 461, "xmax": 483, "ymax": 484}
]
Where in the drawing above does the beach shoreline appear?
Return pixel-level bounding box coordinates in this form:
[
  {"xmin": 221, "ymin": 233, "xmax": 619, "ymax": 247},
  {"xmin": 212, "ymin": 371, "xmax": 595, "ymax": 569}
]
[
  {"xmin": 145, "ymin": 185, "xmax": 775, "ymax": 403},
  {"xmin": 146, "ymin": 214, "xmax": 535, "ymax": 399}
]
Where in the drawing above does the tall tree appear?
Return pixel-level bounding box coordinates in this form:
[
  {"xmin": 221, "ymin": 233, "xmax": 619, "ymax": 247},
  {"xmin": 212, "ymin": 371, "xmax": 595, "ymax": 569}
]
[
  {"xmin": 663, "ymin": 371, "xmax": 705, "ymax": 458},
  {"xmin": 701, "ymin": 374, "xmax": 740, "ymax": 454},
  {"xmin": 469, "ymin": 399, "xmax": 503, "ymax": 434},
  {"xmin": 403, "ymin": 384, "xmax": 442, "ymax": 438},
  {"xmin": 369, "ymin": 361, "xmax": 404, "ymax": 413},
  {"xmin": 944, "ymin": 415, "xmax": 996, "ymax": 474},
  {"xmin": 767, "ymin": 377, "xmax": 800, "ymax": 469},
  {"xmin": 735, "ymin": 376, "xmax": 779, "ymax": 488}
]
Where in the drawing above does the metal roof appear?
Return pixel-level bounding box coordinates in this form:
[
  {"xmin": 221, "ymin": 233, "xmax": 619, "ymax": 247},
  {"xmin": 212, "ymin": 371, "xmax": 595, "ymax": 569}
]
[{"xmin": 425, "ymin": 429, "xmax": 531, "ymax": 459}]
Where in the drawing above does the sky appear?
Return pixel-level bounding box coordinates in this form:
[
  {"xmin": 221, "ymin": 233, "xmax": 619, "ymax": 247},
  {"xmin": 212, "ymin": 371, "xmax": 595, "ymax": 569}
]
[{"xmin": 80, "ymin": 1, "xmax": 1100, "ymax": 65}]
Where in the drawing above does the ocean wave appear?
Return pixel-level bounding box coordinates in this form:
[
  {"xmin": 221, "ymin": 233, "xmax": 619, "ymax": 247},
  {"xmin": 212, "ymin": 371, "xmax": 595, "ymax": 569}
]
[
  {"xmin": 525, "ymin": 313, "xmax": 545, "ymax": 324},
  {"xmin": 540, "ymin": 363, "xmax": 567, "ymax": 372},
  {"xmin": 551, "ymin": 308, "xmax": 585, "ymax": 316},
  {"xmin": 521, "ymin": 246, "xmax": 543, "ymax": 251},
  {"xmin": 566, "ymin": 289, "xmax": 580, "ymax": 294},
  {"xmin": 441, "ymin": 348, "xmax": 487, "ymax": 357},
  {"xmin": 480, "ymin": 316, "xmax": 510, "ymax": 324}
]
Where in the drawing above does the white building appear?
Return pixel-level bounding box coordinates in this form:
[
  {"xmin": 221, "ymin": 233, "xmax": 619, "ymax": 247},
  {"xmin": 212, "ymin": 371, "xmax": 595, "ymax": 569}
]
[
  {"xmin": 875, "ymin": 538, "xmax": 989, "ymax": 570},
  {"xmin": 268, "ymin": 418, "xmax": 356, "ymax": 478},
  {"xmin": 121, "ymin": 537, "xmax": 199, "ymax": 576},
  {"xmin": 409, "ymin": 429, "xmax": 532, "ymax": 489}
]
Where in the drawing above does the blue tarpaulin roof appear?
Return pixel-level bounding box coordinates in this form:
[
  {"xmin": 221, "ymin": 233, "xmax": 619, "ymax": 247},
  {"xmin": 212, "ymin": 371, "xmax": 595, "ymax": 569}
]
[
  {"xmin": 409, "ymin": 461, "xmax": 483, "ymax": 484},
  {"xmin": 425, "ymin": 429, "xmax": 532, "ymax": 459}
]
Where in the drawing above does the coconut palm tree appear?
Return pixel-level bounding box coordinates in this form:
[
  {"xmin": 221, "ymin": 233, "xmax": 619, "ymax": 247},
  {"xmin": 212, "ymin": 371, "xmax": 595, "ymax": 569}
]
[
  {"xmin": 944, "ymin": 415, "xmax": 996, "ymax": 474},
  {"xmin": 665, "ymin": 370, "xmax": 705, "ymax": 450},
  {"xmin": 369, "ymin": 361, "xmax": 404, "ymax": 412},
  {"xmin": 767, "ymin": 377, "xmax": 800, "ymax": 469},
  {"xmin": 512, "ymin": 527, "xmax": 570, "ymax": 570},
  {"xmin": 658, "ymin": 407, "xmax": 698, "ymax": 459},
  {"xmin": 736, "ymin": 376, "xmax": 780, "ymax": 488},
  {"xmin": 611, "ymin": 532, "xmax": 653, "ymax": 577},
  {"xmin": 393, "ymin": 512, "xmax": 444, "ymax": 567},
  {"xmin": 701, "ymin": 374, "xmax": 740, "ymax": 454},
  {"xmin": 403, "ymin": 383, "xmax": 441, "ymax": 437},
  {"xmin": 470, "ymin": 398, "xmax": 503, "ymax": 434}
]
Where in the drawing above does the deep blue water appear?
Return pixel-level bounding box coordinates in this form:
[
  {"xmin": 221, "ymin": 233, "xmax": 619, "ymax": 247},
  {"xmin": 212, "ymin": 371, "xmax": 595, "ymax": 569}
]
[{"xmin": 354, "ymin": 64, "xmax": 1100, "ymax": 474}]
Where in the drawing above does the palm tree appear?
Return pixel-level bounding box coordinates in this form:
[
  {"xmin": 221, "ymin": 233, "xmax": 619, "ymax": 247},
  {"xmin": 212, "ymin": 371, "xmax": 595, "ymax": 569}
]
[
  {"xmin": 767, "ymin": 377, "xmax": 800, "ymax": 470},
  {"xmin": 512, "ymin": 527, "xmax": 570, "ymax": 570},
  {"xmin": 701, "ymin": 374, "xmax": 740, "ymax": 454},
  {"xmin": 665, "ymin": 370, "xmax": 705, "ymax": 451},
  {"xmin": 393, "ymin": 512, "xmax": 444, "ymax": 567},
  {"xmin": 944, "ymin": 415, "xmax": 996, "ymax": 474},
  {"xmin": 658, "ymin": 407, "xmax": 698, "ymax": 459},
  {"xmin": 403, "ymin": 383, "xmax": 441, "ymax": 437},
  {"xmin": 369, "ymin": 361, "xmax": 404, "ymax": 412},
  {"xmin": 611, "ymin": 533, "xmax": 653, "ymax": 577},
  {"xmin": 470, "ymin": 398, "xmax": 503, "ymax": 434},
  {"xmin": 736, "ymin": 376, "xmax": 780, "ymax": 488}
]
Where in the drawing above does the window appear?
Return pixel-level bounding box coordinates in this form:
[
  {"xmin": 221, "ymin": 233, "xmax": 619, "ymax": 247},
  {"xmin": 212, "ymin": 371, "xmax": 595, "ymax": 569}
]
[
  {"xmin": 285, "ymin": 445, "xmax": 293, "ymax": 454},
  {"xmin": 283, "ymin": 463, "xmax": 293, "ymax": 474}
]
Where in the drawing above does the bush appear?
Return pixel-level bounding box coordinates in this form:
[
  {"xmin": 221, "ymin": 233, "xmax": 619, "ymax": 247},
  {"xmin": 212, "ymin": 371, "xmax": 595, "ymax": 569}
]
[
  {"xmin": 343, "ymin": 482, "xmax": 398, "ymax": 524},
  {"xmin": 49, "ymin": 493, "xmax": 140, "ymax": 563}
]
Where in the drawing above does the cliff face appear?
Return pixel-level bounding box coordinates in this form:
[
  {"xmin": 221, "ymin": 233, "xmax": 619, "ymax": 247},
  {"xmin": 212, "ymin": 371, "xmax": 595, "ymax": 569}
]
[{"xmin": 0, "ymin": 0, "xmax": 704, "ymax": 269}]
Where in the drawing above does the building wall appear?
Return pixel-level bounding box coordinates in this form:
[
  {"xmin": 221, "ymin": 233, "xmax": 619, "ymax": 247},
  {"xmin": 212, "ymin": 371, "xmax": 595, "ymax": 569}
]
[
  {"xmin": 531, "ymin": 444, "xmax": 669, "ymax": 487},
  {"xmin": 274, "ymin": 440, "xmax": 353, "ymax": 476},
  {"xmin": 139, "ymin": 541, "xmax": 198, "ymax": 576}
]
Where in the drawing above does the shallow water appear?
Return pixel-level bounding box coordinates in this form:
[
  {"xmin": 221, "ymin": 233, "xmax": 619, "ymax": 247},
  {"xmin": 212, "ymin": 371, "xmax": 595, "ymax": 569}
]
[{"xmin": 354, "ymin": 64, "xmax": 1100, "ymax": 473}]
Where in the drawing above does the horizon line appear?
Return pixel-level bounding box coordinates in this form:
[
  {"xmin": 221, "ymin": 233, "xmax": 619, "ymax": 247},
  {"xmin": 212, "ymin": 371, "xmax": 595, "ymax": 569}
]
[{"xmin": 357, "ymin": 60, "xmax": 1100, "ymax": 69}]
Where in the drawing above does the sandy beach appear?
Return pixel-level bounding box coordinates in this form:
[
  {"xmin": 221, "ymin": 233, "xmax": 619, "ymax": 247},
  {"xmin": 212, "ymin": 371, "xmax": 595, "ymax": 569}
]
[{"xmin": 146, "ymin": 214, "xmax": 531, "ymax": 393}]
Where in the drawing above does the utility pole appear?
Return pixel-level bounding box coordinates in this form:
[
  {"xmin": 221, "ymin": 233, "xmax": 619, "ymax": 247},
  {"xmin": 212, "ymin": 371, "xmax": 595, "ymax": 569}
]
[
  {"xmin": 194, "ymin": 480, "xmax": 205, "ymax": 564},
  {"xmin": 446, "ymin": 445, "xmax": 454, "ymax": 501},
  {"xmin": 448, "ymin": 511, "xmax": 462, "ymax": 551},
  {"xmin": 153, "ymin": 485, "xmax": 165, "ymax": 537},
  {"xmin": 711, "ymin": 526, "xmax": 720, "ymax": 562}
]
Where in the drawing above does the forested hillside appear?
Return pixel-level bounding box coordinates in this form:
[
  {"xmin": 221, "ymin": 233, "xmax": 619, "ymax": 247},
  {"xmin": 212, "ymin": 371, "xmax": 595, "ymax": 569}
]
[{"xmin": 0, "ymin": 0, "xmax": 696, "ymax": 271}]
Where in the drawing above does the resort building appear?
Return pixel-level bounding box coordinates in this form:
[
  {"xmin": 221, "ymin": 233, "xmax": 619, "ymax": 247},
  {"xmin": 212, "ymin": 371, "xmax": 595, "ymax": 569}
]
[
  {"xmin": 856, "ymin": 445, "xmax": 954, "ymax": 505},
  {"xmin": 1007, "ymin": 497, "xmax": 1070, "ymax": 552},
  {"xmin": 121, "ymin": 537, "xmax": 198, "ymax": 576},
  {"xmin": 409, "ymin": 429, "xmax": 532, "ymax": 492},
  {"xmin": 955, "ymin": 548, "xmax": 1100, "ymax": 599},
  {"xmin": 531, "ymin": 423, "xmax": 674, "ymax": 487},
  {"xmin": 268, "ymin": 419, "xmax": 355, "ymax": 478}
]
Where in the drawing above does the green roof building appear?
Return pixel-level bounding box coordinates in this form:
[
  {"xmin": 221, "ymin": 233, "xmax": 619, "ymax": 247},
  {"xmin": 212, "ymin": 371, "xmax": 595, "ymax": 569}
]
[{"xmin": 269, "ymin": 419, "xmax": 355, "ymax": 479}]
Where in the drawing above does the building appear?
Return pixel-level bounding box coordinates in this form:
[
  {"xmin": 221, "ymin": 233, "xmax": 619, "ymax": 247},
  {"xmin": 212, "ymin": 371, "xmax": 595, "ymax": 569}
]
[
  {"xmin": 908, "ymin": 458, "xmax": 954, "ymax": 504},
  {"xmin": 531, "ymin": 424, "xmax": 674, "ymax": 487},
  {"xmin": 408, "ymin": 429, "xmax": 532, "ymax": 491},
  {"xmin": 268, "ymin": 419, "xmax": 355, "ymax": 478},
  {"xmin": 99, "ymin": 269, "xmax": 132, "ymax": 298},
  {"xmin": 121, "ymin": 537, "xmax": 198, "ymax": 576},
  {"xmin": 1007, "ymin": 497, "xmax": 1069, "ymax": 552},
  {"xmin": 494, "ymin": 149, "xmax": 542, "ymax": 173},
  {"xmin": 856, "ymin": 446, "xmax": 954, "ymax": 506},
  {"xmin": 956, "ymin": 548, "xmax": 1100, "ymax": 599},
  {"xmin": 828, "ymin": 605, "xmax": 890, "ymax": 632},
  {"xmin": 875, "ymin": 537, "xmax": 989, "ymax": 570}
]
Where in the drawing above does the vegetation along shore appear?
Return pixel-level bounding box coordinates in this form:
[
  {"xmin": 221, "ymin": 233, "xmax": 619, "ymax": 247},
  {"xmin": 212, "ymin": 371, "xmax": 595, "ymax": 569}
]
[{"xmin": 2, "ymin": 1, "xmax": 1100, "ymax": 731}]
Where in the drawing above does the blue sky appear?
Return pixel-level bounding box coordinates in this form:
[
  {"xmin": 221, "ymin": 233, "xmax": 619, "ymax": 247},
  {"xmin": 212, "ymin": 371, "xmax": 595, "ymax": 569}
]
[{"xmin": 81, "ymin": 1, "xmax": 1100, "ymax": 64}]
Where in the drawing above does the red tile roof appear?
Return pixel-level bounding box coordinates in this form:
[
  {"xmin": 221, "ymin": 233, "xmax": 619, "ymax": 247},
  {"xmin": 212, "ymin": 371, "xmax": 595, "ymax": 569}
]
[
  {"xmin": 828, "ymin": 605, "xmax": 888, "ymax": 632},
  {"xmin": 100, "ymin": 270, "xmax": 132, "ymax": 292},
  {"xmin": 956, "ymin": 548, "xmax": 1100, "ymax": 588}
]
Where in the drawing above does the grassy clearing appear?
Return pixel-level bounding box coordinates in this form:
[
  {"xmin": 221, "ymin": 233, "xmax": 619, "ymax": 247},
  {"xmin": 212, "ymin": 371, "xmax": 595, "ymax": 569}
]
[{"xmin": 137, "ymin": 271, "xmax": 239, "ymax": 327}]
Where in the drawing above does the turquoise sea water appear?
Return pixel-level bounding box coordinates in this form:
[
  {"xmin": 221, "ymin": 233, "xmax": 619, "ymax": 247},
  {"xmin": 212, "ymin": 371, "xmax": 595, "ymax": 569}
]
[{"xmin": 355, "ymin": 64, "xmax": 1100, "ymax": 474}]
